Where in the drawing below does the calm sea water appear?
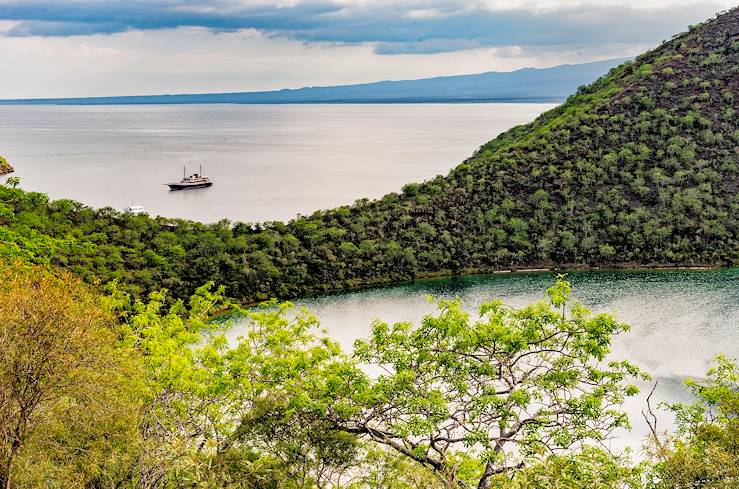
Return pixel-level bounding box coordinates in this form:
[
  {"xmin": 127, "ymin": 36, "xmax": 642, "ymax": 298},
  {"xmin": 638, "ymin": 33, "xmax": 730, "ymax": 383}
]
[
  {"xmin": 231, "ymin": 269, "xmax": 739, "ymax": 453},
  {"xmin": 0, "ymin": 103, "xmax": 553, "ymax": 223}
]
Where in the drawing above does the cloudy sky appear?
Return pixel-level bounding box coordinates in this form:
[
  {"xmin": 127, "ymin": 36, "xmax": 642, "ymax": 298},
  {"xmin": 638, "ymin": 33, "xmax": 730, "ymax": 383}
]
[{"xmin": 0, "ymin": 0, "xmax": 734, "ymax": 98}]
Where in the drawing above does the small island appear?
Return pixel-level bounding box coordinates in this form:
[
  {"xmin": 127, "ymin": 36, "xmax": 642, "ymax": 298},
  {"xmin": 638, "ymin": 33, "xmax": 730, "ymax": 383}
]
[{"xmin": 0, "ymin": 156, "xmax": 13, "ymax": 175}]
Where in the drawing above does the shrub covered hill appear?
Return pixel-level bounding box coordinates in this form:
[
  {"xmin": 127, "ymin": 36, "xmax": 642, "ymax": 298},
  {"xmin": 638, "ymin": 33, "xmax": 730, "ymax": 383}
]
[{"xmin": 2, "ymin": 8, "xmax": 738, "ymax": 303}]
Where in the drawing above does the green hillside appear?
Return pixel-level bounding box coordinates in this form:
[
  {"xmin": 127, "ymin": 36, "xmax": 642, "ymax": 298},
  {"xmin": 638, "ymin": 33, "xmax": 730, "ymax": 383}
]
[{"xmin": 1, "ymin": 7, "xmax": 738, "ymax": 302}]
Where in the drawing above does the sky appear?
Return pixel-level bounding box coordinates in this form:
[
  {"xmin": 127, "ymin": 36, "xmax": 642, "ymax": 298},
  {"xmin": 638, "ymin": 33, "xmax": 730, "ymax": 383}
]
[{"xmin": 0, "ymin": 0, "xmax": 734, "ymax": 98}]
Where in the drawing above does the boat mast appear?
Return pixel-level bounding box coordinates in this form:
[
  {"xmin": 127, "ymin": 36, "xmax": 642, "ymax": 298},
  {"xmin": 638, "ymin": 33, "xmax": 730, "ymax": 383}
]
[{"xmin": 183, "ymin": 165, "xmax": 186, "ymax": 179}]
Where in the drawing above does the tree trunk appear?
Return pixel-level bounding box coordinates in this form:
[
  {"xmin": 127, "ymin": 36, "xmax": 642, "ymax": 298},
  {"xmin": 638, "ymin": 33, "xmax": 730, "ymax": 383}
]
[
  {"xmin": 477, "ymin": 464, "xmax": 494, "ymax": 489},
  {"xmin": 0, "ymin": 426, "xmax": 24, "ymax": 489},
  {"xmin": 0, "ymin": 459, "xmax": 12, "ymax": 489}
]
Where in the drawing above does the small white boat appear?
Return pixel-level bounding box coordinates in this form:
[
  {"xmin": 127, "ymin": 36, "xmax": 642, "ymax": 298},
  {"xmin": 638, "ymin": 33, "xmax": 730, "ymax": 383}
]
[{"xmin": 123, "ymin": 205, "xmax": 146, "ymax": 215}]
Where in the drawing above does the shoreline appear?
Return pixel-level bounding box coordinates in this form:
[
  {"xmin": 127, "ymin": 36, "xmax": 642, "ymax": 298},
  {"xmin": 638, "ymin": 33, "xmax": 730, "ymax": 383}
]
[
  {"xmin": 0, "ymin": 157, "xmax": 13, "ymax": 175},
  {"xmin": 242, "ymin": 262, "xmax": 730, "ymax": 306}
]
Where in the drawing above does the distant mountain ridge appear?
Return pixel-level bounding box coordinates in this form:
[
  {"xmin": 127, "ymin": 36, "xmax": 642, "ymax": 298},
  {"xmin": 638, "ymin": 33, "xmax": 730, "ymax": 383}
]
[{"xmin": 0, "ymin": 58, "xmax": 626, "ymax": 105}]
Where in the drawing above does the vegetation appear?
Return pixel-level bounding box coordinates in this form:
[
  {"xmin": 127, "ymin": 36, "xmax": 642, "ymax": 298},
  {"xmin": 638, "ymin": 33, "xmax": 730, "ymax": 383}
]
[
  {"xmin": 646, "ymin": 355, "xmax": 739, "ymax": 488},
  {"xmin": 1, "ymin": 7, "xmax": 738, "ymax": 304},
  {"xmin": 346, "ymin": 279, "xmax": 644, "ymax": 488},
  {"xmin": 0, "ymin": 157, "xmax": 11, "ymax": 175},
  {"xmin": 1, "ymin": 262, "xmax": 736, "ymax": 488},
  {"xmin": 0, "ymin": 262, "xmax": 140, "ymax": 488},
  {"xmin": 0, "ymin": 7, "xmax": 737, "ymax": 487}
]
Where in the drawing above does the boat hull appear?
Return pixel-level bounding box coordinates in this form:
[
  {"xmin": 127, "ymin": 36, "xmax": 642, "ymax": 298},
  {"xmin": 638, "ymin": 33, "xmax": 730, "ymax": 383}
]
[{"xmin": 167, "ymin": 182, "xmax": 213, "ymax": 191}]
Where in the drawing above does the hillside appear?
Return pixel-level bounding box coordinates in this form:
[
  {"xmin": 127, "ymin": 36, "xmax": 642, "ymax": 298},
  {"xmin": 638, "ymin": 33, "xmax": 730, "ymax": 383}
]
[
  {"xmin": 0, "ymin": 59, "xmax": 624, "ymax": 105},
  {"xmin": 1, "ymin": 8, "xmax": 737, "ymax": 302}
]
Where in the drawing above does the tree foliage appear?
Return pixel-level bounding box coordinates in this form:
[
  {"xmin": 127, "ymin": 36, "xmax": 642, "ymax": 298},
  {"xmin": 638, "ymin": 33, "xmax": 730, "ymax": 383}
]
[
  {"xmin": 345, "ymin": 277, "xmax": 644, "ymax": 488},
  {"xmin": 646, "ymin": 355, "xmax": 739, "ymax": 489},
  {"xmin": 1, "ymin": 262, "xmax": 737, "ymax": 488},
  {"xmin": 0, "ymin": 262, "xmax": 140, "ymax": 489},
  {"xmin": 112, "ymin": 282, "xmax": 363, "ymax": 488}
]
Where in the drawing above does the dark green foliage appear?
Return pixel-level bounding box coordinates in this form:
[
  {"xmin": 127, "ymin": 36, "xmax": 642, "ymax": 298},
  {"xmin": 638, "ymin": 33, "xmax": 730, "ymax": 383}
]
[{"xmin": 1, "ymin": 8, "xmax": 738, "ymax": 303}]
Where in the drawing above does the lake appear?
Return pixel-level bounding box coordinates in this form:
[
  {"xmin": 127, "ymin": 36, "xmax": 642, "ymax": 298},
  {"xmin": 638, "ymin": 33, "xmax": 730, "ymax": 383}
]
[
  {"xmin": 0, "ymin": 103, "xmax": 553, "ymax": 223},
  {"xmin": 234, "ymin": 268, "xmax": 739, "ymax": 453}
]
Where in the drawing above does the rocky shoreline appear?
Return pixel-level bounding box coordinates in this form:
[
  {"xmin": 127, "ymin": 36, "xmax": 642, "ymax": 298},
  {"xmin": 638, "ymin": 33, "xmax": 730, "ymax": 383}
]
[{"xmin": 0, "ymin": 156, "xmax": 14, "ymax": 175}]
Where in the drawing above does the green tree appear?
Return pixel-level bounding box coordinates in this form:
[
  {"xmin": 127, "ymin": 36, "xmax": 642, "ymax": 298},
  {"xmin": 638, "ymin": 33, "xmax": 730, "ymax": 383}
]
[
  {"xmin": 506, "ymin": 446, "xmax": 644, "ymax": 489},
  {"xmin": 113, "ymin": 284, "xmax": 364, "ymax": 487},
  {"xmin": 646, "ymin": 355, "xmax": 739, "ymax": 488},
  {"xmin": 0, "ymin": 262, "xmax": 140, "ymax": 489},
  {"xmin": 346, "ymin": 277, "xmax": 645, "ymax": 489}
]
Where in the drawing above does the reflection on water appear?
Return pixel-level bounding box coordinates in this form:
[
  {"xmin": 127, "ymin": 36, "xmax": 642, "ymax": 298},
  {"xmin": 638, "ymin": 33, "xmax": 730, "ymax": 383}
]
[
  {"xmin": 236, "ymin": 268, "xmax": 739, "ymax": 453},
  {"xmin": 296, "ymin": 269, "xmax": 739, "ymax": 376}
]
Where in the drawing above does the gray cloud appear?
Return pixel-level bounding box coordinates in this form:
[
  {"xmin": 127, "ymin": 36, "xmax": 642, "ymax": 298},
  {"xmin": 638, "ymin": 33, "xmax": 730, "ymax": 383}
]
[{"xmin": 0, "ymin": 1, "xmax": 732, "ymax": 54}]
